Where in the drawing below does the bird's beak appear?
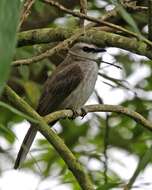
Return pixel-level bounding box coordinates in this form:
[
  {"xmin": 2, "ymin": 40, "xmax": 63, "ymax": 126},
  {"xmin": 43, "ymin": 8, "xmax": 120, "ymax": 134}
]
[{"xmin": 94, "ymin": 48, "xmax": 106, "ymax": 53}]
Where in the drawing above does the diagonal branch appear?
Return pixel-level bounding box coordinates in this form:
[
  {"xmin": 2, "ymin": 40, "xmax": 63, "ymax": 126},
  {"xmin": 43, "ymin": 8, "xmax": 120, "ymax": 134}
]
[
  {"xmin": 41, "ymin": 0, "xmax": 152, "ymax": 47},
  {"xmin": 4, "ymin": 86, "xmax": 152, "ymax": 189},
  {"xmin": 4, "ymin": 85, "xmax": 94, "ymax": 190},
  {"xmin": 122, "ymin": 0, "xmax": 147, "ymax": 11},
  {"xmin": 19, "ymin": 0, "xmax": 36, "ymax": 28},
  {"xmin": 123, "ymin": 145, "xmax": 152, "ymax": 190}
]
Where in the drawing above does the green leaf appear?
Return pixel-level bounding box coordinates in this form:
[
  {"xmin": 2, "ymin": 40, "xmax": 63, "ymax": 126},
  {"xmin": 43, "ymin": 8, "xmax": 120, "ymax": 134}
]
[
  {"xmin": 23, "ymin": 81, "xmax": 41, "ymax": 108},
  {"xmin": 111, "ymin": 0, "xmax": 140, "ymax": 34},
  {"xmin": 0, "ymin": 101, "xmax": 38, "ymax": 123},
  {"xmin": 0, "ymin": 123, "xmax": 16, "ymax": 143},
  {"xmin": 0, "ymin": 0, "xmax": 22, "ymax": 94},
  {"xmin": 96, "ymin": 182, "xmax": 121, "ymax": 190},
  {"xmin": 60, "ymin": 119, "xmax": 90, "ymax": 148}
]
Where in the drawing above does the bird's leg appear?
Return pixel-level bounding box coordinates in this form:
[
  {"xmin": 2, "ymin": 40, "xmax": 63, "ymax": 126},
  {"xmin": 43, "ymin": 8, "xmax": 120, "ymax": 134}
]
[
  {"xmin": 70, "ymin": 109, "xmax": 80, "ymax": 119},
  {"xmin": 70, "ymin": 107, "xmax": 88, "ymax": 120},
  {"xmin": 80, "ymin": 107, "xmax": 88, "ymax": 118}
]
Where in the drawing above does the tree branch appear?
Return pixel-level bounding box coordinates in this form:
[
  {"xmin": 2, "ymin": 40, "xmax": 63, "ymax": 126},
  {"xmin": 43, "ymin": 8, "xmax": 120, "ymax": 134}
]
[
  {"xmin": 15, "ymin": 28, "xmax": 152, "ymax": 67},
  {"xmin": 43, "ymin": 105, "xmax": 152, "ymax": 132},
  {"xmin": 41, "ymin": 0, "xmax": 152, "ymax": 47},
  {"xmin": 123, "ymin": 145, "xmax": 152, "ymax": 190},
  {"xmin": 19, "ymin": 0, "xmax": 36, "ymax": 28},
  {"xmin": 79, "ymin": 0, "xmax": 87, "ymax": 27},
  {"xmin": 4, "ymin": 85, "xmax": 94, "ymax": 190},
  {"xmin": 13, "ymin": 28, "xmax": 84, "ymax": 66},
  {"xmin": 4, "ymin": 85, "xmax": 152, "ymax": 189},
  {"xmin": 123, "ymin": 1, "xmax": 148, "ymax": 11}
]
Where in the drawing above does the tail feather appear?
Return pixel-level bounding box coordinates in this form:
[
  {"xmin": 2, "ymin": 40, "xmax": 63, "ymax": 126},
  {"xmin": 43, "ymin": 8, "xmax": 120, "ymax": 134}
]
[{"xmin": 14, "ymin": 126, "xmax": 37, "ymax": 169}]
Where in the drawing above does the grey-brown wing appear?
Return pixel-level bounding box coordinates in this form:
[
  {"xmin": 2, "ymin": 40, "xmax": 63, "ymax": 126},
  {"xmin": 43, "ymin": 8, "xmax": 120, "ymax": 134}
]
[{"xmin": 37, "ymin": 63, "xmax": 83, "ymax": 116}]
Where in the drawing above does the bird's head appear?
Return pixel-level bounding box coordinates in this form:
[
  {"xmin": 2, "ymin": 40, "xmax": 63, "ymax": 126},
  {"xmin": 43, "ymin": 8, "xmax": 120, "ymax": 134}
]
[{"xmin": 69, "ymin": 42, "xmax": 106, "ymax": 59}]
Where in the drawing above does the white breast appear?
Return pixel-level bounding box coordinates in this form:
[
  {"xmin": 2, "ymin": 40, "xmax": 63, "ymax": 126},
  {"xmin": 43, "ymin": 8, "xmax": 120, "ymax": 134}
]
[{"xmin": 59, "ymin": 60, "xmax": 98, "ymax": 109}]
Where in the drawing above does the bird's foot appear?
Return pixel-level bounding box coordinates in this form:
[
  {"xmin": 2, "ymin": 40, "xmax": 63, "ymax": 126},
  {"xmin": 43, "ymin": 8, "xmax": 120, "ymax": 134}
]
[
  {"xmin": 71, "ymin": 109, "xmax": 80, "ymax": 119},
  {"xmin": 69, "ymin": 107, "xmax": 88, "ymax": 120},
  {"xmin": 80, "ymin": 107, "xmax": 88, "ymax": 119},
  {"xmin": 72, "ymin": 107, "xmax": 88, "ymax": 119}
]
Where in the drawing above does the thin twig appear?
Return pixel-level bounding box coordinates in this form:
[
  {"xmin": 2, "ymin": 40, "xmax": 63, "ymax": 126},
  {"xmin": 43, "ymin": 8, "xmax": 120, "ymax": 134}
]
[
  {"xmin": 123, "ymin": 1, "xmax": 148, "ymax": 11},
  {"xmin": 100, "ymin": 60, "xmax": 122, "ymax": 69},
  {"xmin": 98, "ymin": 72, "xmax": 133, "ymax": 91},
  {"xmin": 95, "ymin": 91, "xmax": 109, "ymax": 183},
  {"xmin": 79, "ymin": 0, "xmax": 87, "ymax": 27},
  {"xmin": 103, "ymin": 114, "xmax": 110, "ymax": 183},
  {"xmin": 19, "ymin": 0, "xmax": 36, "ymax": 28},
  {"xmin": 41, "ymin": 0, "xmax": 152, "ymax": 47},
  {"xmin": 125, "ymin": 5, "xmax": 148, "ymax": 11},
  {"xmin": 123, "ymin": 145, "xmax": 152, "ymax": 190},
  {"xmin": 95, "ymin": 90, "xmax": 103, "ymax": 104}
]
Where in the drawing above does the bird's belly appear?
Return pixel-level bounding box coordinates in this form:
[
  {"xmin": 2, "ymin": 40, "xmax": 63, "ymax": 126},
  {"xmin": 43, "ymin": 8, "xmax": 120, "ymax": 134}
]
[{"xmin": 59, "ymin": 62, "xmax": 98, "ymax": 110}]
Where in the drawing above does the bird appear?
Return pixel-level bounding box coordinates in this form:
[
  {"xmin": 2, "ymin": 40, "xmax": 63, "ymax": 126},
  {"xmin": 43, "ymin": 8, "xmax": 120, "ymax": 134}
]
[{"xmin": 14, "ymin": 42, "xmax": 106, "ymax": 169}]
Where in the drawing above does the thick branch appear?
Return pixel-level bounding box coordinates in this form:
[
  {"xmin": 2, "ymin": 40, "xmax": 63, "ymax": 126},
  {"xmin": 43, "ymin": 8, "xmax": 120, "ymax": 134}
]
[
  {"xmin": 14, "ymin": 28, "xmax": 84, "ymax": 66},
  {"xmin": 4, "ymin": 85, "xmax": 94, "ymax": 190},
  {"xmin": 16, "ymin": 28, "xmax": 152, "ymax": 66},
  {"xmin": 17, "ymin": 27, "xmax": 72, "ymax": 47}
]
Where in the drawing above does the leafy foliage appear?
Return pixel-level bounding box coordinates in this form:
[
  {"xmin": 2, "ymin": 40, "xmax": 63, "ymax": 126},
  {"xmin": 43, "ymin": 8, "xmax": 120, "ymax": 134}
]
[
  {"xmin": 0, "ymin": 0, "xmax": 21, "ymax": 94},
  {"xmin": 0, "ymin": 0, "xmax": 152, "ymax": 189}
]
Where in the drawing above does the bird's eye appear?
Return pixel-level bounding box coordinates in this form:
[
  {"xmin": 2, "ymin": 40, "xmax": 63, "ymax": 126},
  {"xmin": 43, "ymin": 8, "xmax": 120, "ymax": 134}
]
[{"xmin": 82, "ymin": 46, "xmax": 94, "ymax": 52}]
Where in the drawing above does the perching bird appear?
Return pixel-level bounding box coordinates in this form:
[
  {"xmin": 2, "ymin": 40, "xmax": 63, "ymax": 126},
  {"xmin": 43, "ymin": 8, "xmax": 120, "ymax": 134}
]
[{"xmin": 14, "ymin": 42, "xmax": 106, "ymax": 169}]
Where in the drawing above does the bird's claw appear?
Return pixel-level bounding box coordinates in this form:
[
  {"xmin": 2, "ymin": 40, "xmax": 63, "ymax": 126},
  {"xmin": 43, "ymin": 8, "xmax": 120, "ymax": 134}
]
[
  {"xmin": 70, "ymin": 107, "xmax": 88, "ymax": 120},
  {"xmin": 80, "ymin": 107, "xmax": 88, "ymax": 119},
  {"xmin": 71, "ymin": 109, "xmax": 79, "ymax": 119}
]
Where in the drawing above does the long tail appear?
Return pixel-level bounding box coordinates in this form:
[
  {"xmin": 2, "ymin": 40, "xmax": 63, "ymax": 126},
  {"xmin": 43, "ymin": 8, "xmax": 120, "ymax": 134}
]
[{"xmin": 14, "ymin": 126, "xmax": 37, "ymax": 169}]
